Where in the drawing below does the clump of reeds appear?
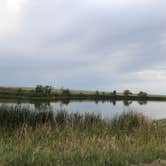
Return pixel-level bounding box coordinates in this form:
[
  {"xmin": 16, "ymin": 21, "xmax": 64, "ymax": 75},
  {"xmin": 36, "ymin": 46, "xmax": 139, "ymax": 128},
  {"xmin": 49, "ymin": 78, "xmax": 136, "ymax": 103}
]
[
  {"xmin": 0, "ymin": 104, "xmax": 153, "ymax": 133},
  {"xmin": 111, "ymin": 111, "xmax": 151, "ymax": 131},
  {"xmin": 0, "ymin": 105, "xmax": 103, "ymax": 130},
  {"xmin": 0, "ymin": 105, "xmax": 54, "ymax": 129}
]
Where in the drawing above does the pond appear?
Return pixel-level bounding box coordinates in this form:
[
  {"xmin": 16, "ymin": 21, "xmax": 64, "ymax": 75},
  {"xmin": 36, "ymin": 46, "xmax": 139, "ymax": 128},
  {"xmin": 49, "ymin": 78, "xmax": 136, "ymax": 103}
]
[{"xmin": 0, "ymin": 100, "xmax": 166, "ymax": 120}]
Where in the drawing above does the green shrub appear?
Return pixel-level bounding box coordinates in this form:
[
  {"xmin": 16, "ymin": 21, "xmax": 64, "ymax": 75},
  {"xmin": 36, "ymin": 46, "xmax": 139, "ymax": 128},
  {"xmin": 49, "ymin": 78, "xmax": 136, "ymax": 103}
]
[
  {"xmin": 35, "ymin": 85, "xmax": 52, "ymax": 96},
  {"xmin": 123, "ymin": 90, "xmax": 132, "ymax": 96},
  {"xmin": 61, "ymin": 89, "xmax": 71, "ymax": 96},
  {"xmin": 138, "ymin": 91, "xmax": 148, "ymax": 97},
  {"xmin": 113, "ymin": 90, "xmax": 116, "ymax": 96}
]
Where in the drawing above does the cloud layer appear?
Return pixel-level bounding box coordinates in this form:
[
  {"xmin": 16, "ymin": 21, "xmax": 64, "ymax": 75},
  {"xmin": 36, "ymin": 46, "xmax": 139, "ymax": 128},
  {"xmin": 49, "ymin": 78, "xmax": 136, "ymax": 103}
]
[{"xmin": 0, "ymin": 0, "xmax": 166, "ymax": 93}]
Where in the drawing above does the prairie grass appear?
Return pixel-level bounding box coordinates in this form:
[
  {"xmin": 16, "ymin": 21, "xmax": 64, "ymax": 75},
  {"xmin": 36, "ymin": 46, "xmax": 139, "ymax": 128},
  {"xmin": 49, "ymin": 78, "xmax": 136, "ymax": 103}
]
[{"xmin": 0, "ymin": 105, "xmax": 165, "ymax": 165}]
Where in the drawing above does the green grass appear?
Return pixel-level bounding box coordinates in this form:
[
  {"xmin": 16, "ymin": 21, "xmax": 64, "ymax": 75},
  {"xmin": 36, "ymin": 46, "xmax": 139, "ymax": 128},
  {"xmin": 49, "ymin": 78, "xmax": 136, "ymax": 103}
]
[{"xmin": 0, "ymin": 105, "xmax": 165, "ymax": 165}]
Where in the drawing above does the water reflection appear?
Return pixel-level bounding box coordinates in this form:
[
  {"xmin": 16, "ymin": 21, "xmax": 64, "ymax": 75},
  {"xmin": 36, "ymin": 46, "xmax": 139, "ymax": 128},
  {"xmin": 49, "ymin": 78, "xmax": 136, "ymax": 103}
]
[
  {"xmin": 137, "ymin": 100, "xmax": 148, "ymax": 105},
  {"xmin": 0, "ymin": 99, "xmax": 166, "ymax": 120},
  {"xmin": 31, "ymin": 99, "xmax": 147, "ymax": 109},
  {"xmin": 30, "ymin": 99, "xmax": 148, "ymax": 112},
  {"xmin": 34, "ymin": 101, "xmax": 50, "ymax": 110},
  {"xmin": 123, "ymin": 100, "xmax": 133, "ymax": 106}
]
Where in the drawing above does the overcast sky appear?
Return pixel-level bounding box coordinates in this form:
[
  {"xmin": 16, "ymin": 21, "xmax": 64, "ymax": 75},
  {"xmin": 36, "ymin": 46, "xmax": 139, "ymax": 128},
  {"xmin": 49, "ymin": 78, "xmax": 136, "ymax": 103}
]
[{"xmin": 0, "ymin": 0, "xmax": 166, "ymax": 94}]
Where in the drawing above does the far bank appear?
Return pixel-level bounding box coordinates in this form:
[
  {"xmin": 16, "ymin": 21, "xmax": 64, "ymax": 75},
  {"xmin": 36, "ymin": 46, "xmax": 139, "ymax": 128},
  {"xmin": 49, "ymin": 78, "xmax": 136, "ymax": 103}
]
[{"xmin": 0, "ymin": 86, "xmax": 166, "ymax": 101}]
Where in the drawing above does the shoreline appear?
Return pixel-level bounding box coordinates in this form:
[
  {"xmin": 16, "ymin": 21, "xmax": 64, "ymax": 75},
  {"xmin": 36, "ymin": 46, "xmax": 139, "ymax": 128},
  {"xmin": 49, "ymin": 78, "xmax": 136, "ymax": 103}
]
[
  {"xmin": 0, "ymin": 87, "xmax": 166, "ymax": 101},
  {"xmin": 0, "ymin": 86, "xmax": 166, "ymax": 101}
]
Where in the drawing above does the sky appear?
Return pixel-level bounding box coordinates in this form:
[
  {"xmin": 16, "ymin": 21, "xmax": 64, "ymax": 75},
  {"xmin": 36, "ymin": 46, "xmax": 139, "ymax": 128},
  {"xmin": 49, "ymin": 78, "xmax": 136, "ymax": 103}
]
[{"xmin": 0, "ymin": 0, "xmax": 166, "ymax": 94}]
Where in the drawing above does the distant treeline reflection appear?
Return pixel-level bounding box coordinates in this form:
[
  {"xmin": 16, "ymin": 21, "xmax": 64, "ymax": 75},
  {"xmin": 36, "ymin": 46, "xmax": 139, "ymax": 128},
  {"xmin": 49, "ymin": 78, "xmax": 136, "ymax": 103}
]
[{"xmin": 32, "ymin": 99, "xmax": 148, "ymax": 107}]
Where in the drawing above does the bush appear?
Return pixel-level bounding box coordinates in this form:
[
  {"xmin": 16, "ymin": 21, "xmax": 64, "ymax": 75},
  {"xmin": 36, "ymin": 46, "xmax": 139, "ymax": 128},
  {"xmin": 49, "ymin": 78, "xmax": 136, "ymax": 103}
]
[
  {"xmin": 123, "ymin": 90, "xmax": 132, "ymax": 96},
  {"xmin": 138, "ymin": 91, "xmax": 148, "ymax": 97},
  {"xmin": 61, "ymin": 89, "xmax": 71, "ymax": 96},
  {"xmin": 112, "ymin": 90, "xmax": 116, "ymax": 96},
  {"xmin": 35, "ymin": 85, "xmax": 43, "ymax": 93},
  {"xmin": 35, "ymin": 85, "xmax": 52, "ymax": 95},
  {"xmin": 111, "ymin": 111, "xmax": 150, "ymax": 131},
  {"xmin": 17, "ymin": 88, "xmax": 23, "ymax": 96},
  {"xmin": 95, "ymin": 91, "xmax": 99, "ymax": 96}
]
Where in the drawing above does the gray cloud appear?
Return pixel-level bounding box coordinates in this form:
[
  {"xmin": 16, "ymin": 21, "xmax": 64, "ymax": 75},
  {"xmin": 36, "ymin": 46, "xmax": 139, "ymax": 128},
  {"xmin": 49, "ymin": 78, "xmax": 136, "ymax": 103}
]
[{"xmin": 0, "ymin": 0, "xmax": 166, "ymax": 93}]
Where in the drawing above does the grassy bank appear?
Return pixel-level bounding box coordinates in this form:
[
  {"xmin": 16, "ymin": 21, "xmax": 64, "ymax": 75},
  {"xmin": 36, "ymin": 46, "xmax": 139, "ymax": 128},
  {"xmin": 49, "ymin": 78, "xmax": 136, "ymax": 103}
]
[
  {"xmin": 0, "ymin": 106, "xmax": 165, "ymax": 165},
  {"xmin": 0, "ymin": 86, "xmax": 166, "ymax": 101}
]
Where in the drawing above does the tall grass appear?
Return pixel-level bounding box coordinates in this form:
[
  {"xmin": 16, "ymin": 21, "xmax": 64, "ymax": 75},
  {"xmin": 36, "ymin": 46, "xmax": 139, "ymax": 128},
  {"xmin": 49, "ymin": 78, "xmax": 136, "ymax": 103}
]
[
  {"xmin": 0, "ymin": 105, "xmax": 165, "ymax": 165},
  {"xmin": 111, "ymin": 111, "xmax": 150, "ymax": 131},
  {"xmin": 0, "ymin": 105, "xmax": 104, "ymax": 130},
  {"xmin": 0, "ymin": 105, "xmax": 54, "ymax": 129}
]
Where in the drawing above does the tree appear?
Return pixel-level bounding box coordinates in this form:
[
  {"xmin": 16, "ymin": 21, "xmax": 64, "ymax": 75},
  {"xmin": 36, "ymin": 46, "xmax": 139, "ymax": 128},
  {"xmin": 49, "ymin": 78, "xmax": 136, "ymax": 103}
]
[
  {"xmin": 112, "ymin": 90, "xmax": 116, "ymax": 96},
  {"xmin": 35, "ymin": 85, "xmax": 43, "ymax": 93},
  {"xmin": 44, "ymin": 86, "xmax": 52, "ymax": 95},
  {"xmin": 123, "ymin": 90, "xmax": 132, "ymax": 96},
  {"xmin": 35, "ymin": 85, "xmax": 52, "ymax": 95},
  {"xmin": 95, "ymin": 90, "xmax": 99, "ymax": 96},
  {"xmin": 138, "ymin": 91, "xmax": 147, "ymax": 97},
  {"xmin": 17, "ymin": 88, "xmax": 23, "ymax": 96},
  {"xmin": 62, "ymin": 89, "xmax": 71, "ymax": 96}
]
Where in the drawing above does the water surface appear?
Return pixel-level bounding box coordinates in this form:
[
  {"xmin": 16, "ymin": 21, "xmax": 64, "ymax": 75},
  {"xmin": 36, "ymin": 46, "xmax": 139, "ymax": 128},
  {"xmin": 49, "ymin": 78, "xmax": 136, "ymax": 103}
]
[{"xmin": 0, "ymin": 100, "xmax": 166, "ymax": 120}]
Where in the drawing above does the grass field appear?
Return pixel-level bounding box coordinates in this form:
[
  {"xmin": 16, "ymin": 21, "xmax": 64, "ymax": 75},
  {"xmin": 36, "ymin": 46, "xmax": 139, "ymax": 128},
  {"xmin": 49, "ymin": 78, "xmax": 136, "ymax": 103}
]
[{"xmin": 0, "ymin": 105, "xmax": 165, "ymax": 165}]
